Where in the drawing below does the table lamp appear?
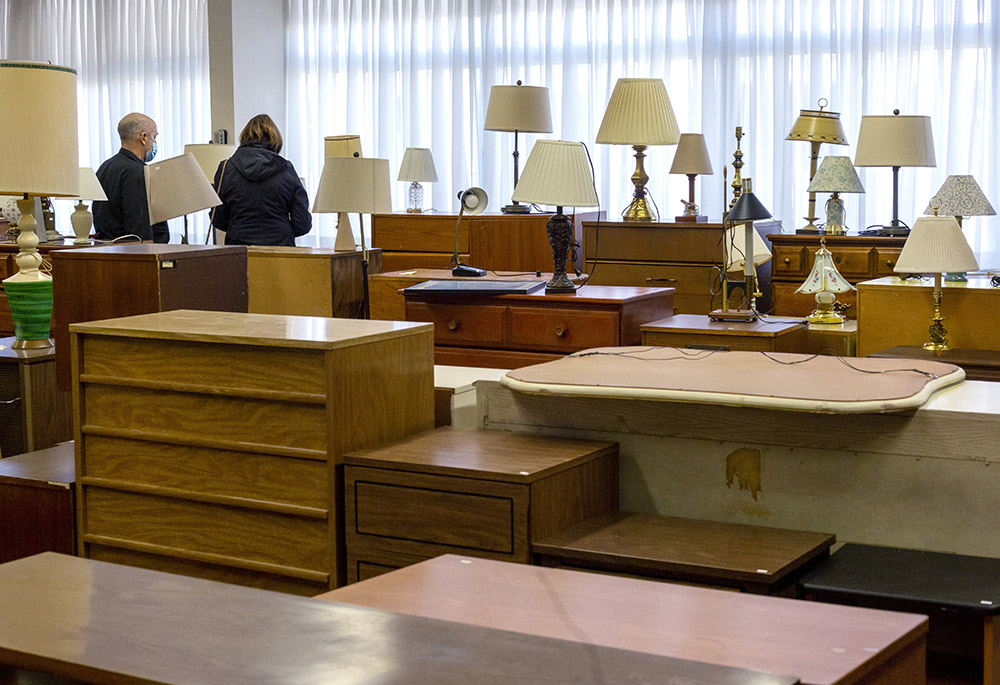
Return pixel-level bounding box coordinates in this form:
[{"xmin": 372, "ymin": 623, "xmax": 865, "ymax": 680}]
[
  {"xmin": 183, "ymin": 143, "xmax": 238, "ymax": 182},
  {"xmin": 313, "ymin": 156, "xmax": 392, "ymax": 318},
  {"xmin": 711, "ymin": 178, "xmax": 771, "ymax": 321},
  {"xmin": 512, "ymin": 140, "xmax": 599, "ymax": 293},
  {"xmin": 324, "ymin": 135, "xmax": 364, "ymax": 250},
  {"xmin": 806, "ymin": 156, "xmax": 865, "ymax": 235},
  {"xmin": 794, "ymin": 237, "xmax": 855, "ymax": 324},
  {"xmin": 70, "ymin": 167, "xmax": 108, "ymax": 245},
  {"xmin": 668, "ymin": 133, "xmax": 713, "ymax": 222},
  {"xmin": 596, "ymin": 78, "xmax": 680, "ymax": 222},
  {"xmin": 786, "ymin": 99, "xmax": 848, "ymax": 233},
  {"xmin": 484, "ymin": 81, "xmax": 553, "ymax": 214},
  {"xmin": 397, "ymin": 147, "xmax": 438, "ymax": 213},
  {"xmin": 854, "ymin": 110, "xmax": 936, "ymax": 236},
  {"xmin": 923, "ymin": 175, "xmax": 995, "ymax": 282},
  {"xmin": 146, "ymin": 153, "xmax": 223, "ymax": 244},
  {"xmin": 894, "ymin": 213, "xmax": 979, "ymax": 351},
  {"xmin": 0, "ymin": 61, "xmax": 80, "ymax": 349}
]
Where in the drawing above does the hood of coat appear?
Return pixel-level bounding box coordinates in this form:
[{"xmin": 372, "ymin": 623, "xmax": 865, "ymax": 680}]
[{"xmin": 230, "ymin": 143, "xmax": 289, "ymax": 182}]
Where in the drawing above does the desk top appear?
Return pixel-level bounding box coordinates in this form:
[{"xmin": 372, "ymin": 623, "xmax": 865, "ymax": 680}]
[
  {"xmin": 404, "ymin": 283, "xmax": 673, "ymax": 305},
  {"xmin": 0, "ymin": 553, "xmax": 796, "ymax": 685},
  {"xmin": 0, "ymin": 442, "xmax": 74, "ymax": 485},
  {"xmin": 641, "ymin": 314, "xmax": 806, "ymax": 337},
  {"xmin": 0, "ymin": 336, "xmax": 56, "ymax": 363},
  {"xmin": 320, "ymin": 554, "xmax": 926, "ymax": 685}
]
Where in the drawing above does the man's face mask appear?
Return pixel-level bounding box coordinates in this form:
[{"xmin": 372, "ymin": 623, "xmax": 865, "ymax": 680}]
[{"xmin": 143, "ymin": 132, "xmax": 157, "ymax": 162}]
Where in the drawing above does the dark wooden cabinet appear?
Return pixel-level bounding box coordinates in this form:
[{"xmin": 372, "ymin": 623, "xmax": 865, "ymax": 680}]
[
  {"xmin": 0, "ymin": 442, "xmax": 75, "ymax": 562},
  {"xmin": 0, "ymin": 338, "xmax": 71, "ymax": 457}
]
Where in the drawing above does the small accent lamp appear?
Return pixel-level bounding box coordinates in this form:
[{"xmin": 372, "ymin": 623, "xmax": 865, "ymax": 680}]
[
  {"xmin": 668, "ymin": 133, "xmax": 713, "ymax": 222},
  {"xmin": 512, "ymin": 140, "xmax": 599, "ymax": 293},
  {"xmin": 145, "ymin": 153, "xmax": 223, "ymax": 244},
  {"xmin": 0, "ymin": 61, "xmax": 80, "ymax": 349},
  {"xmin": 854, "ymin": 110, "xmax": 936, "ymax": 235},
  {"xmin": 484, "ymin": 81, "xmax": 553, "ymax": 214},
  {"xmin": 710, "ymin": 178, "xmax": 771, "ymax": 321},
  {"xmin": 313, "ymin": 156, "xmax": 392, "ymax": 317},
  {"xmin": 596, "ymin": 78, "xmax": 680, "ymax": 222},
  {"xmin": 786, "ymin": 98, "xmax": 848, "ymax": 233},
  {"xmin": 923, "ymin": 175, "xmax": 995, "ymax": 282},
  {"xmin": 893, "ymin": 213, "xmax": 979, "ymax": 352},
  {"xmin": 324, "ymin": 135, "xmax": 364, "ymax": 250},
  {"xmin": 806, "ymin": 156, "xmax": 865, "ymax": 235},
  {"xmin": 397, "ymin": 147, "xmax": 438, "ymax": 213},
  {"xmin": 794, "ymin": 237, "xmax": 855, "ymax": 324},
  {"xmin": 70, "ymin": 168, "xmax": 108, "ymax": 244}
]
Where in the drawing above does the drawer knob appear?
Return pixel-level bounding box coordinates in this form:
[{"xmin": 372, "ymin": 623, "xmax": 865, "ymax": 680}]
[
  {"xmin": 447, "ymin": 319, "xmax": 459, "ymax": 331},
  {"xmin": 834, "ymin": 255, "xmax": 842, "ymax": 264},
  {"xmin": 555, "ymin": 325, "xmax": 566, "ymax": 338},
  {"xmin": 886, "ymin": 259, "xmax": 895, "ymax": 267},
  {"xmin": 646, "ymin": 277, "xmax": 677, "ymax": 283},
  {"xmin": 783, "ymin": 257, "xmax": 790, "ymax": 265}
]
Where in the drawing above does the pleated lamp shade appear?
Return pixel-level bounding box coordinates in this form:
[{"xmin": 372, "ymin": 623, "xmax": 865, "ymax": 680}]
[
  {"xmin": 855, "ymin": 115, "xmax": 936, "ymax": 168},
  {"xmin": 324, "ymin": 135, "xmax": 362, "ymax": 158},
  {"xmin": 669, "ymin": 134, "xmax": 713, "ymax": 175},
  {"xmin": 484, "ymin": 85, "xmax": 553, "ymax": 133},
  {"xmin": 76, "ymin": 168, "xmax": 107, "ymax": 201},
  {"xmin": 511, "ymin": 140, "xmax": 599, "ymax": 208},
  {"xmin": 145, "ymin": 153, "xmax": 222, "ymax": 224},
  {"xmin": 0, "ymin": 61, "xmax": 79, "ymax": 197},
  {"xmin": 313, "ymin": 157, "xmax": 392, "ymax": 214},
  {"xmin": 184, "ymin": 143, "xmax": 238, "ymax": 181},
  {"xmin": 596, "ymin": 78, "xmax": 680, "ymax": 146},
  {"xmin": 397, "ymin": 148, "xmax": 438, "ymax": 182},
  {"xmin": 924, "ymin": 175, "xmax": 996, "ymax": 217},
  {"xmin": 894, "ymin": 216, "xmax": 979, "ymax": 273}
]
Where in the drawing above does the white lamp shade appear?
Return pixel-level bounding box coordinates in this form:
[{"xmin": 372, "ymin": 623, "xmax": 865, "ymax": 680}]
[
  {"xmin": 313, "ymin": 157, "xmax": 392, "ymax": 214},
  {"xmin": 397, "ymin": 147, "xmax": 438, "ymax": 182},
  {"xmin": 669, "ymin": 133, "xmax": 713, "ymax": 175},
  {"xmin": 144, "ymin": 153, "xmax": 222, "ymax": 223},
  {"xmin": 76, "ymin": 167, "xmax": 107, "ymax": 201},
  {"xmin": 0, "ymin": 61, "xmax": 79, "ymax": 197},
  {"xmin": 924, "ymin": 175, "xmax": 996, "ymax": 217},
  {"xmin": 795, "ymin": 247, "xmax": 855, "ymax": 294},
  {"xmin": 894, "ymin": 216, "xmax": 979, "ymax": 273},
  {"xmin": 807, "ymin": 156, "xmax": 865, "ymax": 193},
  {"xmin": 595, "ymin": 78, "xmax": 680, "ymax": 146},
  {"xmin": 183, "ymin": 143, "xmax": 237, "ymax": 181},
  {"xmin": 854, "ymin": 114, "xmax": 936, "ymax": 167},
  {"xmin": 511, "ymin": 140, "xmax": 599, "ymax": 208},
  {"xmin": 325, "ymin": 135, "xmax": 362, "ymax": 158},
  {"xmin": 484, "ymin": 85, "xmax": 553, "ymax": 133},
  {"xmin": 724, "ymin": 225, "xmax": 771, "ymax": 271}
]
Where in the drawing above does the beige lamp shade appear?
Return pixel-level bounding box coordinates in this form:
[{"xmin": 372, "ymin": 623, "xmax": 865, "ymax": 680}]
[
  {"xmin": 596, "ymin": 78, "xmax": 680, "ymax": 146},
  {"xmin": 145, "ymin": 153, "xmax": 222, "ymax": 223},
  {"xmin": 786, "ymin": 104, "xmax": 848, "ymax": 145},
  {"xmin": 484, "ymin": 84, "xmax": 553, "ymax": 133},
  {"xmin": 669, "ymin": 133, "xmax": 713, "ymax": 175},
  {"xmin": 324, "ymin": 135, "xmax": 362, "ymax": 158},
  {"xmin": 398, "ymin": 147, "xmax": 438, "ymax": 182},
  {"xmin": 313, "ymin": 157, "xmax": 392, "ymax": 214},
  {"xmin": 183, "ymin": 143, "xmax": 237, "ymax": 181},
  {"xmin": 795, "ymin": 245, "xmax": 855, "ymax": 294},
  {"xmin": 0, "ymin": 61, "xmax": 79, "ymax": 197},
  {"xmin": 894, "ymin": 215, "xmax": 979, "ymax": 273},
  {"xmin": 807, "ymin": 156, "xmax": 865, "ymax": 193},
  {"xmin": 511, "ymin": 140, "xmax": 599, "ymax": 208},
  {"xmin": 854, "ymin": 114, "xmax": 936, "ymax": 167},
  {"xmin": 924, "ymin": 175, "xmax": 996, "ymax": 217},
  {"xmin": 724, "ymin": 225, "xmax": 771, "ymax": 272},
  {"xmin": 76, "ymin": 167, "xmax": 107, "ymax": 201}
]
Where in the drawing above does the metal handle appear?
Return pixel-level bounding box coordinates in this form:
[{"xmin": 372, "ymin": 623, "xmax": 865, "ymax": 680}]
[
  {"xmin": 834, "ymin": 255, "xmax": 841, "ymax": 264},
  {"xmin": 783, "ymin": 257, "xmax": 791, "ymax": 265},
  {"xmin": 447, "ymin": 319, "xmax": 458, "ymax": 331},
  {"xmin": 886, "ymin": 259, "xmax": 895, "ymax": 268},
  {"xmin": 555, "ymin": 325, "xmax": 566, "ymax": 338},
  {"xmin": 646, "ymin": 277, "xmax": 677, "ymax": 283}
]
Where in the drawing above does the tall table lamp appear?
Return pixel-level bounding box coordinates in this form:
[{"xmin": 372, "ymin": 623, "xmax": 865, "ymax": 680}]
[
  {"xmin": 711, "ymin": 178, "xmax": 771, "ymax": 321},
  {"xmin": 512, "ymin": 140, "xmax": 599, "ymax": 293},
  {"xmin": 324, "ymin": 135, "xmax": 364, "ymax": 250},
  {"xmin": 313, "ymin": 156, "xmax": 392, "ymax": 317},
  {"xmin": 854, "ymin": 110, "xmax": 936, "ymax": 235},
  {"xmin": 146, "ymin": 153, "xmax": 223, "ymax": 244},
  {"xmin": 70, "ymin": 167, "xmax": 108, "ymax": 244},
  {"xmin": 786, "ymin": 99, "xmax": 848, "ymax": 232},
  {"xmin": 794, "ymin": 238, "xmax": 855, "ymax": 324},
  {"xmin": 923, "ymin": 175, "xmax": 995, "ymax": 282},
  {"xmin": 484, "ymin": 81, "xmax": 553, "ymax": 214},
  {"xmin": 596, "ymin": 77, "xmax": 680, "ymax": 222},
  {"xmin": 669, "ymin": 133, "xmax": 713, "ymax": 222},
  {"xmin": 397, "ymin": 147, "xmax": 438, "ymax": 213},
  {"xmin": 893, "ymin": 214, "xmax": 979, "ymax": 352},
  {"xmin": 0, "ymin": 61, "xmax": 79, "ymax": 349},
  {"xmin": 806, "ymin": 156, "xmax": 865, "ymax": 235}
]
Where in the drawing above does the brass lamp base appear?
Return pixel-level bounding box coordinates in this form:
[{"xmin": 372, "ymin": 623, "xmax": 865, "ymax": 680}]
[
  {"xmin": 805, "ymin": 308, "xmax": 845, "ymax": 325},
  {"xmin": 11, "ymin": 337, "xmax": 53, "ymax": 350},
  {"xmin": 622, "ymin": 197, "xmax": 656, "ymax": 222}
]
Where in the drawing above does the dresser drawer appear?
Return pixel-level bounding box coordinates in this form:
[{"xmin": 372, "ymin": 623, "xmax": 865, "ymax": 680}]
[
  {"xmin": 509, "ymin": 307, "xmax": 620, "ymax": 352},
  {"xmin": 820, "ymin": 246, "xmax": 872, "ymax": 279},
  {"xmin": 406, "ymin": 302, "xmax": 506, "ymax": 346},
  {"xmin": 773, "ymin": 246, "xmax": 809, "ymax": 277},
  {"xmin": 874, "ymin": 248, "xmax": 903, "ymax": 276}
]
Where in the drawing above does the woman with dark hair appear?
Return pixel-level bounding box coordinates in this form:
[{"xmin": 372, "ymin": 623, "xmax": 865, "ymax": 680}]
[{"xmin": 211, "ymin": 114, "xmax": 311, "ymax": 245}]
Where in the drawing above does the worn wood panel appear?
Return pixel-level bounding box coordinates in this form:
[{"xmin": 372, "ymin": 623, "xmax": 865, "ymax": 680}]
[
  {"xmin": 508, "ymin": 307, "xmax": 620, "ymax": 351},
  {"xmin": 528, "ymin": 452, "xmax": 618, "ymax": 541}
]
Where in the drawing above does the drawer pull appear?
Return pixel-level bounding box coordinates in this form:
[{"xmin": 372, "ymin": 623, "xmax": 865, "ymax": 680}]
[
  {"xmin": 555, "ymin": 325, "xmax": 566, "ymax": 338},
  {"xmin": 886, "ymin": 259, "xmax": 895, "ymax": 268},
  {"xmin": 447, "ymin": 319, "xmax": 459, "ymax": 331},
  {"xmin": 646, "ymin": 277, "xmax": 677, "ymax": 283},
  {"xmin": 783, "ymin": 257, "xmax": 790, "ymax": 264},
  {"xmin": 834, "ymin": 255, "xmax": 841, "ymax": 264}
]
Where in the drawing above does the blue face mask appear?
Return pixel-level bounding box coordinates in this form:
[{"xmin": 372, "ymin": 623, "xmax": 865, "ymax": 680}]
[{"xmin": 144, "ymin": 141, "xmax": 157, "ymax": 163}]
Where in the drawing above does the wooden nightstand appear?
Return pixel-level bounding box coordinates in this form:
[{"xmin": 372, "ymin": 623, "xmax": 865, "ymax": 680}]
[
  {"xmin": 343, "ymin": 426, "xmax": 618, "ymax": 583},
  {"xmin": 640, "ymin": 314, "xmax": 808, "ymax": 352}
]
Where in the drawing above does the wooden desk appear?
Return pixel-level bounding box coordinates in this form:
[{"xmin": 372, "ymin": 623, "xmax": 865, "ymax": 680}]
[
  {"xmin": 857, "ymin": 275, "xmax": 1000, "ymax": 356},
  {"xmin": 640, "ymin": 314, "xmax": 808, "ymax": 352},
  {"xmin": 0, "ymin": 337, "xmax": 71, "ymax": 457},
  {"xmin": 404, "ymin": 284, "xmax": 675, "ymax": 369},
  {"xmin": 0, "ymin": 442, "xmax": 75, "ymax": 562},
  {"xmin": 247, "ymin": 246, "xmax": 382, "ymax": 319},
  {"xmin": 320, "ymin": 554, "xmax": 927, "ymax": 684},
  {"xmin": 767, "ymin": 234, "xmax": 906, "ymax": 318},
  {"xmin": 71, "ymin": 310, "xmax": 435, "ymax": 593},
  {"xmin": 0, "ymin": 554, "xmax": 796, "ymax": 685}
]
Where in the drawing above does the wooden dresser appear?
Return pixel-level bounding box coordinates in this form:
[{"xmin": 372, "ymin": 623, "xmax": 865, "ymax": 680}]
[
  {"xmin": 583, "ymin": 220, "xmax": 781, "ymax": 314},
  {"xmin": 404, "ymin": 284, "xmax": 675, "ymax": 368},
  {"xmin": 766, "ymin": 233, "xmax": 906, "ymax": 318}
]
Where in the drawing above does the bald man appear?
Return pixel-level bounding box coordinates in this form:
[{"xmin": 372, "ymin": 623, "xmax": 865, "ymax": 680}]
[{"xmin": 93, "ymin": 113, "xmax": 169, "ymax": 243}]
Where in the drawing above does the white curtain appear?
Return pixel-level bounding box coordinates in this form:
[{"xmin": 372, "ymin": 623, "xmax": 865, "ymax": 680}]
[
  {"xmin": 286, "ymin": 0, "xmax": 1000, "ymax": 264},
  {"xmin": 0, "ymin": 0, "xmax": 211, "ymax": 242}
]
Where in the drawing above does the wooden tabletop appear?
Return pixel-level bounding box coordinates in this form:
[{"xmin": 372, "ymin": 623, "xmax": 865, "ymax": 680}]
[
  {"xmin": 320, "ymin": 554, "xmax": 928, "ymax": 685},
  {"xmin": 0, "ymin": 337, "xmax": 56, "ymax": 363},
  {"xmin": 0, "ymin": 442, "xmax": 74, "ymax": 485},
  {"xmin": 0, "ymin": 553, "xmax": 798, "ymax": 685},
  {"xmin": 641, "ymin": 314, "xmax": 807, "ymax": 337}
]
